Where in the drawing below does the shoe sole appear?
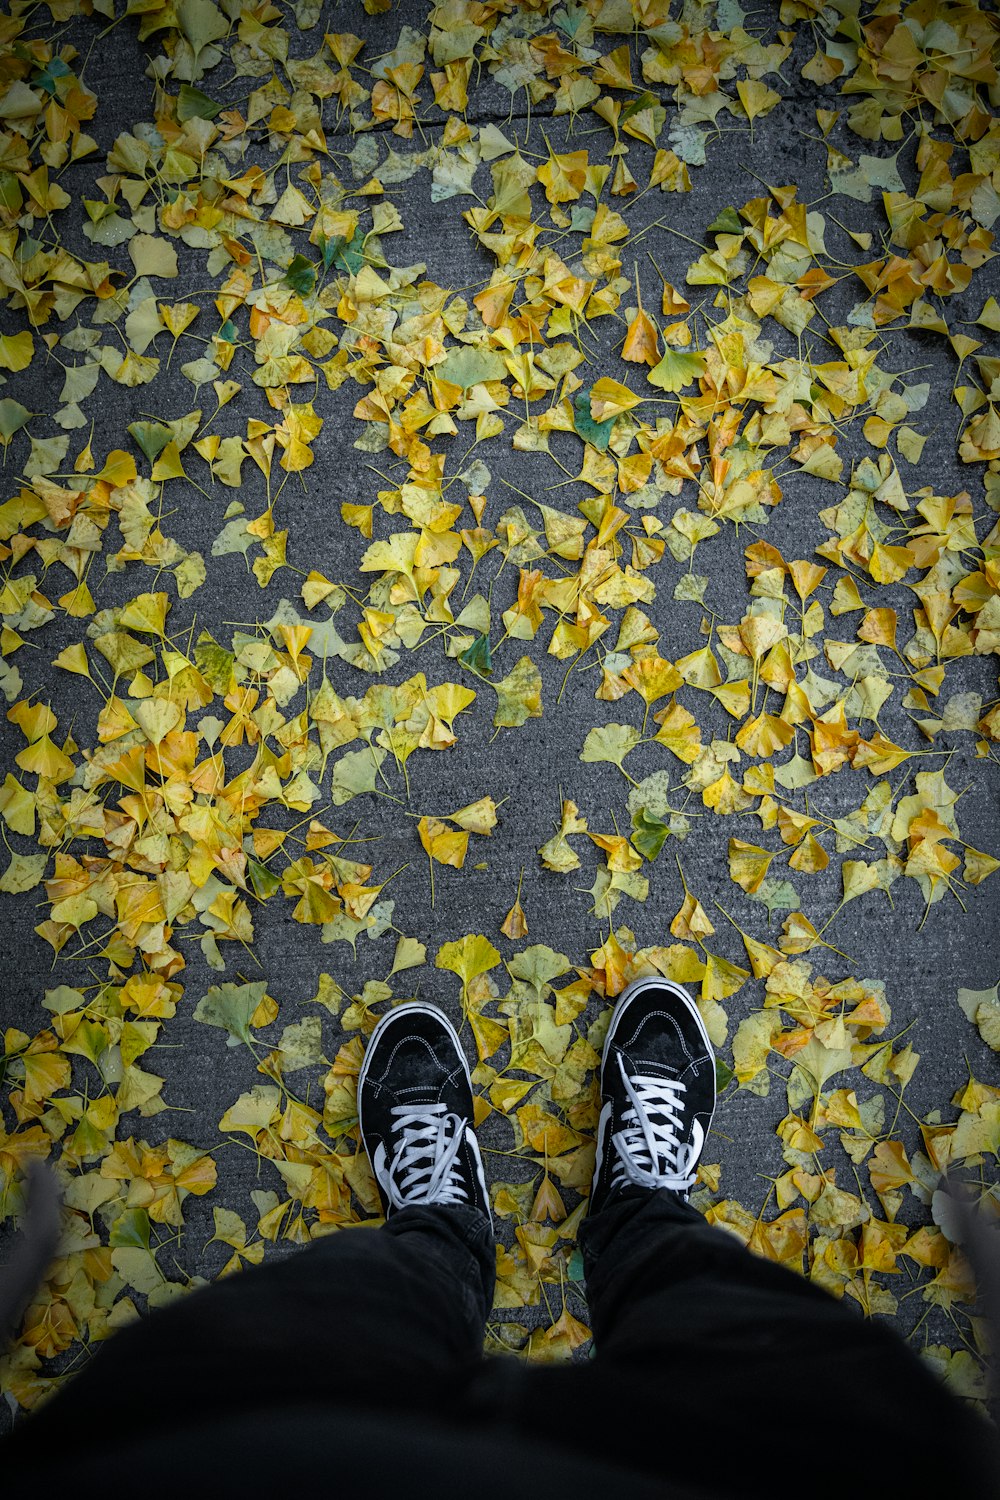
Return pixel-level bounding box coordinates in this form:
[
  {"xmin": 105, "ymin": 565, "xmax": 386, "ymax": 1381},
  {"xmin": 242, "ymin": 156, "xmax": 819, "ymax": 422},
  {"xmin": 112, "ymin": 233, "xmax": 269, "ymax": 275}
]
[
  {"xmin": 357, "ymin": 1001, "xmax": 473, "ymax": 1154},
  {"xmin": 600, "ymin": 974, "xmax": 717, "ymax": 1144}
]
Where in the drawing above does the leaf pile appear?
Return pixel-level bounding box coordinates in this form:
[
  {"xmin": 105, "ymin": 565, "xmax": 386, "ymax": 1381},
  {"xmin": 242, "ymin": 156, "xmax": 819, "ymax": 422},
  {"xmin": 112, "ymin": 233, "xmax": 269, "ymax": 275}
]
[{"xmin": 1, "ymin": 0, "xmax": 999, "ymax": 1406}]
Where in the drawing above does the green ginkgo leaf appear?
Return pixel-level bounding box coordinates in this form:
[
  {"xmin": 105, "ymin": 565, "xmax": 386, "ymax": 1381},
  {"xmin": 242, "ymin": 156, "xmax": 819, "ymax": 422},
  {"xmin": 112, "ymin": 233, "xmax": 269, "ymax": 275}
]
[
  {"xmin": 0, "ymin": 398, "xmax": 31, "ymax": 445},
  {"xmin": 646, "ymin": 348, "xmax": 705, "ymax": 393}
]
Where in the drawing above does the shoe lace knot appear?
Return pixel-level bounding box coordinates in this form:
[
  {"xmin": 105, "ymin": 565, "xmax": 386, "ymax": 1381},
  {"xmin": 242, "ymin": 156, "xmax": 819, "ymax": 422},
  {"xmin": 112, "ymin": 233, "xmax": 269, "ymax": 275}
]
[
  {"xmin": 611, "ymin": 1055, "xmax": 699, "ymax": 1196},
  {"xmin": 380, "ymin": 1101, "xmax": 470, "ymax": 1211}
]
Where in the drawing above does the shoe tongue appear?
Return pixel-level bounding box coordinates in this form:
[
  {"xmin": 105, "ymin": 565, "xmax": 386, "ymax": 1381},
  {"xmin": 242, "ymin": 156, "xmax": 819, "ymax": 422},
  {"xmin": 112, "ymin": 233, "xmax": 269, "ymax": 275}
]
[
  {"xmin": 388, "ymin": 1068, "xmax": 448, "ymax": 1107},
  {"xmin": 622, "ymin": 1049, "xmax": 682, "ymax": 1085}
]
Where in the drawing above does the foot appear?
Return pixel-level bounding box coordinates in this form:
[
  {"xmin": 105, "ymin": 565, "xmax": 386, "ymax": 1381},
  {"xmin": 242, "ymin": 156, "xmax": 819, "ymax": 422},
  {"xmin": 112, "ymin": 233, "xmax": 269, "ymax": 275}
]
[
  {"xmin": 589, "ymin": 977, "xmax": 716, "ymax": 1215},
  {"xmin": 358, "ymin": 1002, "xmax": 491, "ymax": 1222}
]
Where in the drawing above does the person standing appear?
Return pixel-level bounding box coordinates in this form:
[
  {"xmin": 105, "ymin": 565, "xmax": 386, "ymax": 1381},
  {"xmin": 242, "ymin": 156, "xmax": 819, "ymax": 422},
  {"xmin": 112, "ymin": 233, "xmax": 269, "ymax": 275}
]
[{"xmin": 2, "ymin": 978, "xmax": 993, "ymax": 1496}]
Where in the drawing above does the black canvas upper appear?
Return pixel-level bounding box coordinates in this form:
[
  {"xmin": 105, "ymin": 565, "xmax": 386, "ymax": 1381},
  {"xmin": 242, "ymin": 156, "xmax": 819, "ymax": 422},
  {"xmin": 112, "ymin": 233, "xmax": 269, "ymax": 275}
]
[
  {"xmin": 358, "ymin": 1004, "xmax": 490, "ymax": 1221},
  {"xmin": 590, "ymin": 978, "xmax": 716, "ymax": 1217}
]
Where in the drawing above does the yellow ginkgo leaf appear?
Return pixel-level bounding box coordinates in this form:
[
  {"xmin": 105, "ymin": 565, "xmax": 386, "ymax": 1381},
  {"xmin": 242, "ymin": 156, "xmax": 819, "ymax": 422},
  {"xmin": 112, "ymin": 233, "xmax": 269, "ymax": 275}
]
[
  {"xmin": 728, "ymin": 839, "xmax": 775, "ymax": 894},
  {"xmin": 435, "ymin": 933, "xmax": 501, "ymax": 993},
  {"xmin": 701, "ymin": 951, "xmax": 750, "ymax": 1003},
  {"xmin": 624, "ymin": 653, "xmax": 683, "ymax": 708},
  {"xmin": 735, "ymin": 712, "xmax": 795, "ymax": 758},
  {"xmin": 589, "ymin": 377, "xmax": 643, "ymax": 422},
  {"xmin": 652, "ymin": 700, "xmax": 702, "ymax": 762},
  {"xmin": 537, "ymin": 147, "xmax": 588, "ymax": 205},
  {"xmin": 449, "ymin": 797, "xmax": 498, "ymax": 835},
  {"xmin": 789, "ymin": 831, "xmax": 830, "ymax": 874},
  {"xmin": 15, "ymin": 734, "xmax": 75, "ymax": 783},
  {"xmin": 621, "ymin": 307, "xmax": 659, "ymax": 367},
  {"xmin": 417, "ymin": 816, "xmax": 469, "ymax": 871},
  {"xmin": 737, "ymin": 79, "xmax": 781, "ymax": 120},
  {"xmin": 670, "ymin": 891, "xmax": 715, "ymax": 941},
  {"xmin": 501, "ymin": 898, "xmax": 528, "ymax": 940},
  {"xmin": 857, "ymin": 606, "xmax": 897, "ymax": 650}
]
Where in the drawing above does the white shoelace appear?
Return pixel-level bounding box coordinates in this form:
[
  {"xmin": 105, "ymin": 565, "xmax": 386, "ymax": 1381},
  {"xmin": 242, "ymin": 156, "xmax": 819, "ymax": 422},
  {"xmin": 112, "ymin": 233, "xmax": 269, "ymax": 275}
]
[
  {"xmin": 610, "ymin": 1054, "xmax": 700, "ymax": 1194},
  {"xmin": 375, "ymin": 1102, "xmax": 471, "ymax": 1211}
]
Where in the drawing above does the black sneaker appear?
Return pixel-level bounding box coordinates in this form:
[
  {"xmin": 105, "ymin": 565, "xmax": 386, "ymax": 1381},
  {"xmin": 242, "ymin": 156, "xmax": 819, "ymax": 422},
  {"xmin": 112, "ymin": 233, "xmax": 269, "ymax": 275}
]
[
  {"xmin": 589, "ymin": 977, "xmax": 716, "ymax": 1216},
  {"xmin": 357, "ymin": 1002, "xmax": 491, "ymax": 1222}
]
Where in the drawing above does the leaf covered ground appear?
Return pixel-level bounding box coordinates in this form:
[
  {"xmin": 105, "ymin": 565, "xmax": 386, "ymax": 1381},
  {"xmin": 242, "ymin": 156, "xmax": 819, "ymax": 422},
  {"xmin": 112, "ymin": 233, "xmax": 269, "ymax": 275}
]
[{"xmin": 1, "ymin": 0, "xmax": 1000, "ymax": 1414}]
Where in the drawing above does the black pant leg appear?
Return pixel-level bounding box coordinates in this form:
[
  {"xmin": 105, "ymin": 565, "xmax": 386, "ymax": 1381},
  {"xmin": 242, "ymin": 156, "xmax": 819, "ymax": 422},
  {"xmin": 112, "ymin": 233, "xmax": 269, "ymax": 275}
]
[
  {"xmin": 5, "ymin": 1205, "xmax": 495, "ymax": 1449},
  {"xmin": 469, "ymin": 1190, "xmax": 995, "ymax": 1496},
  {"xmin": 579, "ymin": 1185, "xmax": 857, "ymax": 1360}
]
